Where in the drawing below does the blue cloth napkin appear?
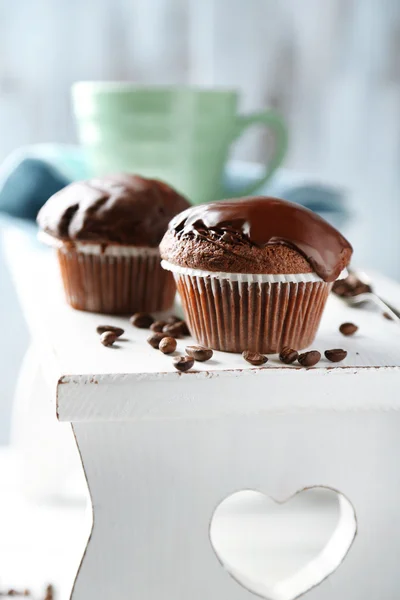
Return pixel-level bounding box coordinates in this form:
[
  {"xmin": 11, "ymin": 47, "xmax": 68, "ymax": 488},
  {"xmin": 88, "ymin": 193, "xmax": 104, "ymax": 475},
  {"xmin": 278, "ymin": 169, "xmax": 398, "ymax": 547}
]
[{"xmin": 0, "ymin": 159, "xmax": 69, "ymax": 220}]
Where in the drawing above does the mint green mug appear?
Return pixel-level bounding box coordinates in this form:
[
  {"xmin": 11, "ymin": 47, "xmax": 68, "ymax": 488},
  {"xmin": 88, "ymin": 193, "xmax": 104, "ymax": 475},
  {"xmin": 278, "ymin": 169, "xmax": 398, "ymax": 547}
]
[{"xmin": 72, "ymin": 83, "xmax": 288, "ymax": 204}]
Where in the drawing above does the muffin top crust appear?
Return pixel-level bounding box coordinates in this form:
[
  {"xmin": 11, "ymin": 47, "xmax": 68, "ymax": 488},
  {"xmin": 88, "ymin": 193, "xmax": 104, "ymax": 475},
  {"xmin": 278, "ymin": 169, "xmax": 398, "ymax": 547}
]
[
  {"xmin": 160, "ymin": 196, "xmax": 352, "ymax": 281},
  {"xmin": 37, "ymin": 173, "xmax": 189, "ymax": 247}
]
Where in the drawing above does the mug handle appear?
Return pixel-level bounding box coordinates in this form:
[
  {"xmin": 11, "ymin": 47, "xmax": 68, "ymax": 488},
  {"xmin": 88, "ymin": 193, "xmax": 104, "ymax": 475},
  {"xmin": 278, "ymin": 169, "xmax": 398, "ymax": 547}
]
[{"xmin": 224, "ymin": 110, "xmax": 288, "ymax": 198}]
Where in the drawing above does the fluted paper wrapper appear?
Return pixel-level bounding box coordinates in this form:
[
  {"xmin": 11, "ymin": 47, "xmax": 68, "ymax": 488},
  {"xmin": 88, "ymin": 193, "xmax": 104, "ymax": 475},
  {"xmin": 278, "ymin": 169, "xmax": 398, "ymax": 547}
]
[
  {"xmin": 57, "ymin": 245, "xmax": 175, "ymax": 314},
  {"xmin": 173, "ymin": 272, "xmax": 332, "ymax": 353}
]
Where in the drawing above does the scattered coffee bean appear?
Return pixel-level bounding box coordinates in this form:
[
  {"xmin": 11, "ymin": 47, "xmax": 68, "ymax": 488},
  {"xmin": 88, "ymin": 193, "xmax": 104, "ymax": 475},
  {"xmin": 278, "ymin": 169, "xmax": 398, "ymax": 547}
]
[
  {"xmin": 147, "ymin": 333, "xmax": 165, "ymax": 349},
  {"xmin": 159, "ymin": 337, "xmax": 177, "ymax": 354},
  {"xmin": 162, "ymin": 324, "xmax": 180, "ymax": 338},
  {"xmin": 383, "ymin": 312, "xmax": 394, "ymax": 321},
  {"xmin": 185, "ymin": 345, "xmax": 213, "ymax": 362},
  {"xmin": 178, "ymin": 320, "xmax": 190, "ymax": 336},
  {"xmin": 339, "ymin": 322, "xmax": 358, "ymax": 336},
  {"xmin": 130, "ymin": 312, "xmax": 154, "ymax": 328},
  {"xmin": 162, "ymin": 321, "xmax": 189, "ymax": 338},
  {"xmin": 150, "ymin": 320, "xmax": 167, "ymax": 332},
  {"xmin": 279, "ymin": 346, "xmax": 298, "ymax": 364},
  {"xmin": 96, "ymin": 325, "xmax": 124, "ymax": 337},
  {"xmin": 100, "ymin": 331, "xmax": 117, "ymax": 347},
  {"xmin": 0, "ymin": 585, "xmax": 56, "ymax": 599},
  {"xmin": 166, "ymin": 315, "xmax": 181, "ymax": 324},
  {"xmin": 0, "ymin": 589, "xmax": 31, "ymax": 598},
  {"xmin": 298, "ymin": 350, "xmax": 321, "ymax": 367},
  {"xmin": 332, "ymin": 273, "xmax": 372, "ymax": 298},
  {"xmin": 242, "ymin": 351, "xmax": 268, "ymax": 366},
  {"xmin": 325, "ymin": 348, "xmax": 347, "ymax": 363},
  {"xmin": 173, "ymin": 355, "xmax": 195, "ymax": 372},
  {"xmin": 44, "ymin": 586, "xmax": 54, "ymax": 600}
]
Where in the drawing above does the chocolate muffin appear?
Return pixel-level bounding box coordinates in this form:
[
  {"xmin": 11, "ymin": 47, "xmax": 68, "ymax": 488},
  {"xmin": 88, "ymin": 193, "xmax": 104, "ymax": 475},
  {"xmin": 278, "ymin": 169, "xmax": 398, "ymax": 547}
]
[
  {"xmin": 160, "ymin": 196, "xmax": 352, "ymax": 353},
  {"xmin": 38, "ymin": 174, "xmax": 189, "ymax": 314}
]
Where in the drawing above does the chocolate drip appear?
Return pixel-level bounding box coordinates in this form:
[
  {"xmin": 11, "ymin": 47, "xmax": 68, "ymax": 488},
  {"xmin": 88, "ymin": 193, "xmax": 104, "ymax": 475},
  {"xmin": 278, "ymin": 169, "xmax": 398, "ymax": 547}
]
[{"xmin": 169, "ymin": 197, "xmax": 352, "ymax": 282}]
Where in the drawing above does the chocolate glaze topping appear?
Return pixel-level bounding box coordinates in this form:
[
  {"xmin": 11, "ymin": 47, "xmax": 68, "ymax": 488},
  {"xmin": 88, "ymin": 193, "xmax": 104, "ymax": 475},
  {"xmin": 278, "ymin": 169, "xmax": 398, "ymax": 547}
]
[
  {"xmin": 168, "ymin": 197, "xmax": 352, "ymax": 281},
  {"xmin": 37, "ymin": 174, "xmax": 189, "ymax": 246}
]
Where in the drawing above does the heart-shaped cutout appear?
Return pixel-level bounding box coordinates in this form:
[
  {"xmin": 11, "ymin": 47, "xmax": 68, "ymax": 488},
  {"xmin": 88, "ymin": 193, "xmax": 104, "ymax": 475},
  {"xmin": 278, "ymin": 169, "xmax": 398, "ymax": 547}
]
[{"xmin": 210, "ymin": 487, "xmax": 356, "ymax": 600}]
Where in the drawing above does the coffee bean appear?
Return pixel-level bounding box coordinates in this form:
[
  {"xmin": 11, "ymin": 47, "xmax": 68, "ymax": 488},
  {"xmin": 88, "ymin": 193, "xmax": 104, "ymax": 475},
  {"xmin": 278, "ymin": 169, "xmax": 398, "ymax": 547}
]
[
  {"xmin": 178, "ymin": 320, "xmax": 190, "ymax": 336},
  {"xmin": 166, "ymin": 315, "xmax": 181, "ymax": 324},
  {"xmin": 159, "ymin": 337, "xmax": 177, "ymax": 354},
  {"xmin": 100, "ymin": 331, "xmax": 117, "ymax": 347},
  {"xmin": 147, "ymin": 333, "xmax": 165, "ymax": 349},
  {"xmin": 130, "ymin": 313, "xmax": 154, "ymax": 328},
  {"xmin": 162, "ymin": 324, "xmax": 180, "ymax": 338},
  {"xmin": 173, "ymin": 355, "xmax": 195, "ymax": 372},
  {"xmin": 279, "ymin": 346, "xmax": 298, "ymax": 364},
  {"xmin": 96, "ymin": 325, "xmax": 124, "ymax": 337},
  {"xmin": 383, "ymin": 312, "xmax": 394, "ymax": 321},
  {"xmin": 44, "ymin": 585, "xmax": 54, "ymax": 600},
  {"xmin": 339, "ymin": 322, "xmax": 358, "ymax": 336},
  {"xmin": 242, "ymin": 351, "xmax": 268, "ymax": 366},
  {"xmin": 185, "ymin": 345, "xmax": 213, "ymax": 362},
  {"xmin": 332, "ymin": 274, "xmax": 372, "ymax": 297},
  {"xmin": 162, "ymin": 321, "xmax": 189, "ymax": 338},
  {"xmin": 298, "ymin": 350, "xmax": 321, "ymax": 367},
  {"xmin": 332, "ymin": 281, "xmax": 348, "ymax": 297},
  {"xmin": 325, "ymin": 348, "xmax": 347, "ymax": 362},
  {"xmin": 150, "ymin": 320, "xmax": 167, "ymax": 332}
]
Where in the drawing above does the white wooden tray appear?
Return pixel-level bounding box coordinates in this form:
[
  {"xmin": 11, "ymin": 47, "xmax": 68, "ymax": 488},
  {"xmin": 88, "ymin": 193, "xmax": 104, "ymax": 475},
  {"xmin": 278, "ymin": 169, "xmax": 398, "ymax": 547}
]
[{"xmin": 4, "ymin": 227, "xmax": 400, "ymax": 600}]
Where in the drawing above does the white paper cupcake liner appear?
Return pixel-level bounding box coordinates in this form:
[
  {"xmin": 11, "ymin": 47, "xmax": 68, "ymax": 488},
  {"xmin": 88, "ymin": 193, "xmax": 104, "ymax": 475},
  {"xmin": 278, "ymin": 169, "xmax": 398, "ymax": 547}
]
[
  {"xmin": 53, "ymin": 241, "xmax": 175, "ymax": 314},
  {"xmin": 161, "ymin": 261, "xmax": 336, "ymax": 353}
]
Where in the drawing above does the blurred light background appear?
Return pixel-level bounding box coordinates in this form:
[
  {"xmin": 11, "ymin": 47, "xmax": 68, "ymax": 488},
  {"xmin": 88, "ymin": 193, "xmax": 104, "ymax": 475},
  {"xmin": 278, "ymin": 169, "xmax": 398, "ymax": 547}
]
[
  {"xmin": 0, "ymin": 0, "xmax": 400, "ymax": 443},
  {"xmin": 0, "ymin": 3, "xmax": 399, "ymax": 597}
]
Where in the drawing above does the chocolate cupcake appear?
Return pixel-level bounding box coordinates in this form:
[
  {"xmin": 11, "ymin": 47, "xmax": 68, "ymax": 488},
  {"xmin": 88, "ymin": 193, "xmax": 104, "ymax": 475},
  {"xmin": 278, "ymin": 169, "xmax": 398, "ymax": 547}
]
[
  {"xmin": 37, "ymin": 174, "xmax": 189, "ymax": 314},
  {"xmin": 160, "ymin": 196, "xmax": 352, "ymax": 353}
]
